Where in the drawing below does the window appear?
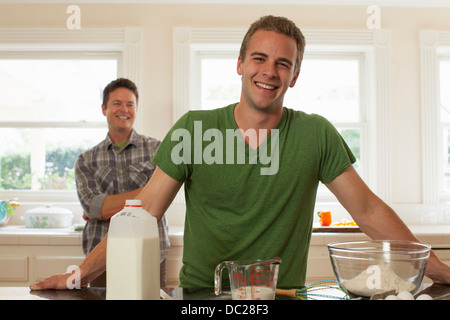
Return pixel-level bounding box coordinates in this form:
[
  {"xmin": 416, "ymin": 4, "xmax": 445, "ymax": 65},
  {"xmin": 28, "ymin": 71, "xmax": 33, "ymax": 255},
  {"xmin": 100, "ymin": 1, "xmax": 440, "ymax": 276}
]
[
  {"xmin": 173, "ymin": 27, "xmax": 391, "ymax": 203},
  {"xmin": 0, "ymin": 27, "xmax": 143, "ymax": 202},
  {"xmin": 200, "ymin": 54, "xmax": 240, "ymax": 109},
  {"xmin": 439, "ymin": 58, "xmax": 450, "ymax": 196},
  {"xmin": 285, "ymin": 55, "xmax": 364, "ymax": 177},
  {"xmin": 420, "ymin": 30, "xmax": 450, "ymax": 204},
  {"xmin": 0, "ymin": 55, "xmax": 117, "ymax": 191}
]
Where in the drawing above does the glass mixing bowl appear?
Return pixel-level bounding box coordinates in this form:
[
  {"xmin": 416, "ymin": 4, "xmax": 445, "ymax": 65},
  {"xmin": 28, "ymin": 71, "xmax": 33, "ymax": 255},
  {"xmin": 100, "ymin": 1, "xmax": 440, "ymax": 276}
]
[{"xmin": 327, "ymin": 240, "xmax": 430, "ymax": 297}]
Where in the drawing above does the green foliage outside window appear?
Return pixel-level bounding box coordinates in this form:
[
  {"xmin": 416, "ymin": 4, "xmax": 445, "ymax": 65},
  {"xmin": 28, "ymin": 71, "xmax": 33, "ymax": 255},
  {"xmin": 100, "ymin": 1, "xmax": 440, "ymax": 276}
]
[{"xmin": 0, "ymin": 146, "xmax": 84, "ymax": 190}]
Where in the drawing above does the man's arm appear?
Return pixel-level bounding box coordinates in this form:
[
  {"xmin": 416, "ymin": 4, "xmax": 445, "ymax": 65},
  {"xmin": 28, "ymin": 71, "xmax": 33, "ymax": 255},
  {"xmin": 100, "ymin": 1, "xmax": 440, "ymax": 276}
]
[
  {"xmin": 76, "ymin": 153, "xmax": 146, "ymax": 221},
  {"xmin": 135, "ymin": 167, "xmax": 183, "ymax": 222},
  {"xmin": 100, "ymin": 188, "xmax": 144, "ymax": 219},
  {"xmin": 326, "ymin": 165, "xmax": 450, "ymax": 284},
  {"xmin": 30, "ymin": 167, "xmax": 182, "ymax": 290}
]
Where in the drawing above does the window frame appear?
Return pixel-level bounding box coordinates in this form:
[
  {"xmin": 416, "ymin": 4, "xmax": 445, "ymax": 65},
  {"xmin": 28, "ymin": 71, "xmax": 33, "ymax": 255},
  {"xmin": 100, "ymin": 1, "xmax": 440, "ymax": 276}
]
[
  {"xmin": 286, "ymin": 51, "xmax": 368, "ymax": 191},
  {"xmin": 173, "ymin": 27, "xmax": 392, "ymax": 203},
  {"xmin": 0, "ymin": 27, "xmax": 143, "ymax": 202},
  {"xmin": 420, "ymin": 30, "xmax": 450, "ymax": 204}
]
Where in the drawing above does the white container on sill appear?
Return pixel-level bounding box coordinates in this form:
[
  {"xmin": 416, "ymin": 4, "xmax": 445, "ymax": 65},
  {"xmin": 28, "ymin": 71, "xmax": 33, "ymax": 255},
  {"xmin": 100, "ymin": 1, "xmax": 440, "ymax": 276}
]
[
  {"xmin": 106, "ymin": 199, "xmax": 160, "ymax": 300},
  {"xmin": 22, "ymin": 205, "xmax": 73, "ymax": 228}
]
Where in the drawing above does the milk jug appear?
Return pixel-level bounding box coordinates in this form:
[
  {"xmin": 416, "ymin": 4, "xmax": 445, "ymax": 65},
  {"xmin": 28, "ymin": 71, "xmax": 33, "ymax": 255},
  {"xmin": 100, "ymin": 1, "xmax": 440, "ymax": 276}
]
[{"xmin": 106, "ymin": 199, "xmax": 160, "ymax": 300}]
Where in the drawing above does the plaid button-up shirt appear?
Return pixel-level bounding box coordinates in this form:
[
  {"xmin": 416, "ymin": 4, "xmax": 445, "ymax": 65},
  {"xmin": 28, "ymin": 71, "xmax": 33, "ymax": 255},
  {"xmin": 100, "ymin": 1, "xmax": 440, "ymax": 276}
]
[{"xmin": 75, "ymin": 130, "xmax": 169, "ymax": 261}]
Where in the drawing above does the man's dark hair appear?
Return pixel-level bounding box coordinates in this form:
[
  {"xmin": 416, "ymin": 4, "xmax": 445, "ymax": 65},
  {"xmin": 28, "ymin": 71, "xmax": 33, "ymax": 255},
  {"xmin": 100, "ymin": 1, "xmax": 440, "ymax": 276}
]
[{"xmin": 102, "ymin": 78, "xmax": 139, "ymax": 107}]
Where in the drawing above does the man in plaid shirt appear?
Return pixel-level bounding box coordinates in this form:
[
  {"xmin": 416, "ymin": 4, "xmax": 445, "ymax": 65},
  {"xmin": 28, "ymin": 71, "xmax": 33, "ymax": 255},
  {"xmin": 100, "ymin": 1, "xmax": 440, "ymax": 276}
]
[{"xmin": 75, "ymin": 78, "xmax": 169, "ymax": 286}]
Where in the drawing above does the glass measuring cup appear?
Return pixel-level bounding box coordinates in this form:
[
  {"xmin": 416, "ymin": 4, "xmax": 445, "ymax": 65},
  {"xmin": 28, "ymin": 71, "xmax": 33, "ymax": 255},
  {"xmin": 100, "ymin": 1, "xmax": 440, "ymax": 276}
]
[{"xmin": 214, "ymin": 257, "xmax": 282, "ymax": 300}]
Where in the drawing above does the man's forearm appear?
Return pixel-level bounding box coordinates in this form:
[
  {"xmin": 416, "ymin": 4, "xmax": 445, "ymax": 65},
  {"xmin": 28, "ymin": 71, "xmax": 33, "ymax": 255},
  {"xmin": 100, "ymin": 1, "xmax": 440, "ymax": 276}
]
[
  {"xmin": 355, "ymin": 200, "xmax": 418, "ymax": 241},
  {"xmin": 100, "ymin": 188, "xmax": 144, "ymax": 219},
  {"xmin": 79, "ymin": 235, "xmax": 108, "ymax": 286}
]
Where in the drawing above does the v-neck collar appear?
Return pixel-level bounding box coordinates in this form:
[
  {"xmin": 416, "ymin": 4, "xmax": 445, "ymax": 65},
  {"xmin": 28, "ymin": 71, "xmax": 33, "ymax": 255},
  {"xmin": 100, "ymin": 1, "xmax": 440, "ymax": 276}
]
[{"xmin": 229, "ymin": 103, "xmax": 286, "ymax": 150}]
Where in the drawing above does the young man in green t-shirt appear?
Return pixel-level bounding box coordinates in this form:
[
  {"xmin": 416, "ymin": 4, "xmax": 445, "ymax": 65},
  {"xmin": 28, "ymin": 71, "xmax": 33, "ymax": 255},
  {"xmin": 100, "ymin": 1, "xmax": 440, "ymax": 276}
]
[
  {"xmin": 152, "ymin": 105, "xmax": 355, "ymax": 287},
  {"xmin": 31, "ymin": 15, "xmax": 450, "ymax": 291}
]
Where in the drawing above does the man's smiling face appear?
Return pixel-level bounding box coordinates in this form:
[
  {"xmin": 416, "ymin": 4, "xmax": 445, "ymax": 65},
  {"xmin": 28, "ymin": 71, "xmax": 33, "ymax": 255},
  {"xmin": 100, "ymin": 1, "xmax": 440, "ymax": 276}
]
[
  {"xmin": 237, "ymin": 29, "xmax": 299, "ymax": 113},
  {"xmin": 102, "ymin": 87, "xmax": 137, "ymax": 136}
]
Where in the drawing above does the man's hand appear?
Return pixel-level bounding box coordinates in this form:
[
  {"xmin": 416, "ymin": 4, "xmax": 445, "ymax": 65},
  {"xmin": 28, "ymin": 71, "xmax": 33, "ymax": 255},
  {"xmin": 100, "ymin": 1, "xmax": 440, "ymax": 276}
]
[
  {"xmin": 29, "ymin": 273, "xmax": 72, "ymax": 291},
  {"xmin": 425, "ymin": 251, "xmax": 450, "ymax": 285}
]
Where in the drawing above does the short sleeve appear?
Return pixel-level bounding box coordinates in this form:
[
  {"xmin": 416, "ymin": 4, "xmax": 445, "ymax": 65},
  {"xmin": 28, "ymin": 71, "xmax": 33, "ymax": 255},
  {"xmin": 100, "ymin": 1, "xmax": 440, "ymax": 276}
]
[
  {"xmin": 153, "ymin": 112, "xmax": 193, "ymax": 182},
  {"xmin": 316, "ymin": 115, "xmax": 356, "ymax": 184}
]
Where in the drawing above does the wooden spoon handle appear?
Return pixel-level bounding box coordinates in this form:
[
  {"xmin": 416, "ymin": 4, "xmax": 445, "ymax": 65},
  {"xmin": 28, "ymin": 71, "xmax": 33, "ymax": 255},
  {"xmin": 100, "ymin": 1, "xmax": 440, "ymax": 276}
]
[{"xmin": 275, "ymin": 288, "xmax": 298, "ymax": 298}]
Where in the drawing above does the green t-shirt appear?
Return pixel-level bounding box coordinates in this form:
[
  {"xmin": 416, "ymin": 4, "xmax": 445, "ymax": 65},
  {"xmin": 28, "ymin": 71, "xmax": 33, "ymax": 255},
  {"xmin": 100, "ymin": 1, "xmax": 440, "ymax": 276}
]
[{"xmin": 153, "ymin": 103, "xmax": 355, "ymax": 288}]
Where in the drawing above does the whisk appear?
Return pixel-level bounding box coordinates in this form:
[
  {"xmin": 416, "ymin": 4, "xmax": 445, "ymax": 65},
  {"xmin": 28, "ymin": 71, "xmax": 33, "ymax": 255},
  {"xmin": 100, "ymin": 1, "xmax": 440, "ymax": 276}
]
[{"xmin": 276, "ymin": 280, "xmax": 350, "ymax": 300}]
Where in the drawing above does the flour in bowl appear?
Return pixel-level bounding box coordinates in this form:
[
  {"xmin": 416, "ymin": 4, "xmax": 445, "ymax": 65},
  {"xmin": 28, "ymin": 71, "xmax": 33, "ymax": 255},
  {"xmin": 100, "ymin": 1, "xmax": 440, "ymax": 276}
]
[{"xmin": 342, "ymin": 264, "xmax": 415, "ymax": 297}]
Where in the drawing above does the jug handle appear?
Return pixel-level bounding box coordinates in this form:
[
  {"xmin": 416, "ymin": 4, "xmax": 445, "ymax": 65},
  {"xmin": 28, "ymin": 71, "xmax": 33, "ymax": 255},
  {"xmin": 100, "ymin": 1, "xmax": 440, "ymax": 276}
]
[
  {"xmin": 214, "ymin": 261, "xmax": 228, "ymax": 296},
  {"xmin": 268, "ymin": 257, "xmax": 282, "ymax": 265}
]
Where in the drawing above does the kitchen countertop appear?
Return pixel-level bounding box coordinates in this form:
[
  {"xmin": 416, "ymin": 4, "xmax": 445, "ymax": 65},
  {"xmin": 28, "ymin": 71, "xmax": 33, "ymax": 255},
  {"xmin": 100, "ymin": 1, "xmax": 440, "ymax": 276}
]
[
  {"xmin": 0, "ymin": 287, "xmax": 275, "ymax": 300},
  {"xmin": 1, "ymin": 283, "xmax": 449, "ymax": 300},
  {"xmin": 0, "ymin": 225, "xmax": 83, "ymax": 245},
  {"xmin": 0, "ymin": 225, "xmax": 184, "ymax": 246}
]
